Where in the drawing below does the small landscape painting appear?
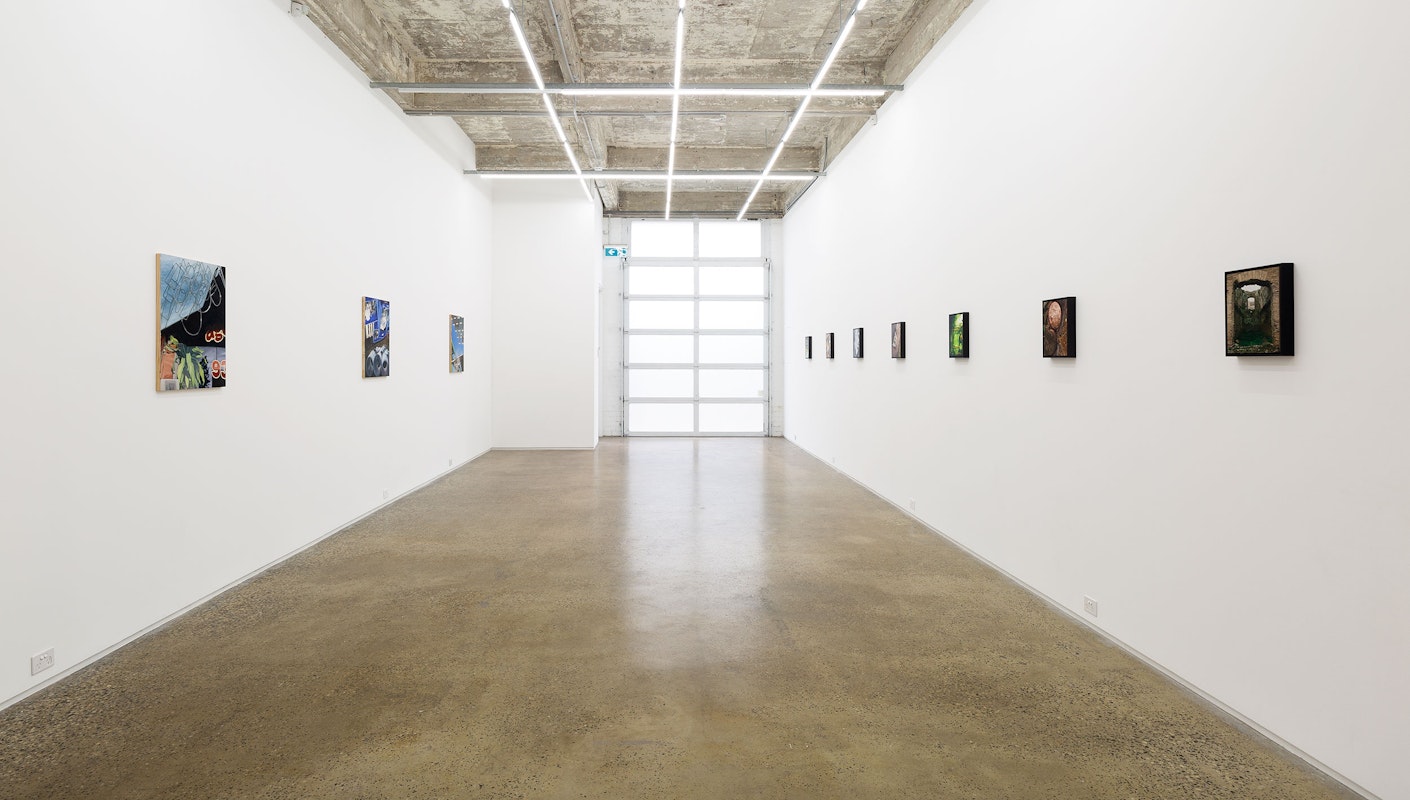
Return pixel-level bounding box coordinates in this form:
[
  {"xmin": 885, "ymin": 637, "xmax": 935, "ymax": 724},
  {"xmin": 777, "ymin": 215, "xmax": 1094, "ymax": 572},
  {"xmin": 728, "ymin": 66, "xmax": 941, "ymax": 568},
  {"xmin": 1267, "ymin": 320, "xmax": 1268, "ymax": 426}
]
[
  {"xmin": 1225, "ymin": 263, "xmax": 1293, "ymax": 356},
  {"xmin": 949, "ymin": 312, "xmax": 969, "ymax": 358}
]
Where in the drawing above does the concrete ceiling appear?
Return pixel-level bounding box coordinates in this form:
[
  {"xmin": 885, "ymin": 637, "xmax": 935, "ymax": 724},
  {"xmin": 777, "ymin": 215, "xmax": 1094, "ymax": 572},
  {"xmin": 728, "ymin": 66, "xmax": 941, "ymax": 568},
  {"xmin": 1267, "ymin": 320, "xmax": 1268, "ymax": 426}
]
[{"xmin": 303, "ymin": 0, "xmax": 971, "ymax": 217}]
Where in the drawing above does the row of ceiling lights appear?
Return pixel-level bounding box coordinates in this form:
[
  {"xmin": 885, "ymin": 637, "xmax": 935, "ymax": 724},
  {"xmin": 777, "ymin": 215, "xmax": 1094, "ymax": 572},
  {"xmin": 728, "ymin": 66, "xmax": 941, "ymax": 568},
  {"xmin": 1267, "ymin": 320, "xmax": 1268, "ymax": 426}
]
[{"xmin": 495, "ymin": 0, "xmax": 873, "ymax": 216}]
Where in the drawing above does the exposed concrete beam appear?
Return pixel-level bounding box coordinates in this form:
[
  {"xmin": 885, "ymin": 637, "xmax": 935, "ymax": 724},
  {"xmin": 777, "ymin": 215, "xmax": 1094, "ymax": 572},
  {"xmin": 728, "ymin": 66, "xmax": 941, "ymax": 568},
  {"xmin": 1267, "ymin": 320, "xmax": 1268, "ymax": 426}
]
[
  {"xmin": 402, "ymin": 93, "xmax": 886, "ymax": 115},
  {"xmin": 613, "ymin": 190, "xmax": 789, "ymax": 218},
  {"xmin": 608, "ymin": 147, "xmax": 821, "ymax": 172},
  {"xmin": 883, "ymin": 0, "xmax": 973, "ymax": 84},
  {"xmin": 530, "ymin": 1, "xmax": 609, "ymax": 165},
  {"xmin": 374, "ymin": 81, "xmax": 901, "ymax": 97},
  {"xmin": 303, "ymin": 0, "xmax": 415, "ymax": 85},
  {"xmin": 408, "ymin": 109, "xmax": 876, "ymax": 119}
]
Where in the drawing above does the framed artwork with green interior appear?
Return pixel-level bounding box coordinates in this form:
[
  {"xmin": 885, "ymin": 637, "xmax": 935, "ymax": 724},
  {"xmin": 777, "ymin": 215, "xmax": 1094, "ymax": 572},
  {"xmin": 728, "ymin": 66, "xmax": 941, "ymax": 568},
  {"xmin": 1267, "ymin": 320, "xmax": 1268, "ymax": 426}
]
[
  {"xmin": 1225, "ymin": 263, "xmax": 1293, "ymax": 356},
  {"xmin": 948, "ymin": 312, "xmax": 969, "ymax": 358}
]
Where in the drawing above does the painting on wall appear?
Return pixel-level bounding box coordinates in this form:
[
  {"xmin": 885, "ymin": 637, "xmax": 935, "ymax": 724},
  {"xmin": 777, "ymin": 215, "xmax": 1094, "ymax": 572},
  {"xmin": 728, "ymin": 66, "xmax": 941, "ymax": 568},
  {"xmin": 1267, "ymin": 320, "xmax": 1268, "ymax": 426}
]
[
  {"xmin": 949, "ymin": 312, "xmax": 969, "ymax": 358},
  {"xmin": 891, "ymin": 322, "xmax": 906, "ymax": 358},
  {"xmin": 1225, "ymin": 263, "xmax": 1293, "ymax": 356},
  {"xmin": 825, "ymin": 332, "xmax": 835, "ymax": 359},
  {"xmin": 156, "ymin": 254, "xmax": 227, "ymax": 392},
  {"xmin": 805, "ymin": 335, "xmax": 813, "ymax": 360},
  {"xmin": 449, "ymin": 314, "xmax": 465, "ymax": 373},
  {"xmin": 1042, "ymin": 297, "xmax": 1076, "ymax": 358},
  {"xmin": 853, "ymin": 327, "xmax": 864, "ymax": 358},
  {"xmin": 363, "ymin": 296, "xmax": 391, "ymax": 377}
]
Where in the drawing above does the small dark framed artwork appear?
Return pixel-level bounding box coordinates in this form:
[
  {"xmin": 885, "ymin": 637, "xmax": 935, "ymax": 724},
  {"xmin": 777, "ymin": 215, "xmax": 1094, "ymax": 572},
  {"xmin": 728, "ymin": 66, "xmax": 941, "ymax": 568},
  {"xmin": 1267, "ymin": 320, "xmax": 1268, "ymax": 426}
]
[
  {"xmin": 1042, "ymin": 297, "xmax": 1076, "ymax": 358},
  {"xmin": 805, "ymin": 335, "xmax": 813, "ymax": 359},
  {"xmin": 891, "ymin": 322, "xmax": 905, "ymax": 358},
  {"xmin": 825, "ymin": 332, "xmax": 835, "ymax": 359},
  {"xmin": 1225, "ymin": 263, "xmax": 1294, "ymax": 356},
  {"xmin": 853, "ymin": 327, "xmax": 864, "ymax": 358},
  {"xmin": 948, "ymin": 312, "xmax": 969, "ymax": 358}
]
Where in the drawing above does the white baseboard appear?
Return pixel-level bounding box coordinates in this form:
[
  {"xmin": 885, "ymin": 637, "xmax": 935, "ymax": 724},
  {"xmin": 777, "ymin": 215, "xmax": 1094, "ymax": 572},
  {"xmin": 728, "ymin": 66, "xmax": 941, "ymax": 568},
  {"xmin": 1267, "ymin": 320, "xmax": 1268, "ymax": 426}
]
[
  {"xmin": 784, "ymin": 437, "xmax": 1378, "ymax": 800},
  {"xmin": 1, "ymin": 446, "xmax": 493, "ymax": 713}
]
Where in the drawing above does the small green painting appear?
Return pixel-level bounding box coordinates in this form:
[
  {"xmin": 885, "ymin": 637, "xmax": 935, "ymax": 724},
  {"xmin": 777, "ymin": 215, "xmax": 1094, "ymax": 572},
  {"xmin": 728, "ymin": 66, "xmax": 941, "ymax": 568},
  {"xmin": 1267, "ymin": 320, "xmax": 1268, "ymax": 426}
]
[{"xmin": 949, "ymin": 312, "xmax": 969, "ymax": 358}]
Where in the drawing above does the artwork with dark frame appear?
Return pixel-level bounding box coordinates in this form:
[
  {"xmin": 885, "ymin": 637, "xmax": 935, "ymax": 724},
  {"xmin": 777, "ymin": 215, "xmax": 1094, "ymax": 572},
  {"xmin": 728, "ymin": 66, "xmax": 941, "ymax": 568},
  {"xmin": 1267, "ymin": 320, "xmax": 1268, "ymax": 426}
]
[
  {"xmin": 805, "ymin": 335, "xmax": 812, "ymax": 360},
  {"xmin": 948, "ymin": 312, "xmax": 969, "ymax": 358},
  {"xmin": 363, "ymin": 296, "xmax": 391, "ymax": 377},
  {"xmin": 1042, "ymin": 297, "xmax": 1076, "ymax": 358},
  {"xmin": 852, "ymin": 327, "xmax": 864, "ymax": 358},
  {"xmin": 891, "ymin": 322, "xmax": 905, "ymax": 358},
  {"xmin": 825, "ymin": 332, "xmax": 834, "ymax": 359},
  {"xmin": 1225, "ymin": 263, "xmax": 1294, "ymax": 356}
]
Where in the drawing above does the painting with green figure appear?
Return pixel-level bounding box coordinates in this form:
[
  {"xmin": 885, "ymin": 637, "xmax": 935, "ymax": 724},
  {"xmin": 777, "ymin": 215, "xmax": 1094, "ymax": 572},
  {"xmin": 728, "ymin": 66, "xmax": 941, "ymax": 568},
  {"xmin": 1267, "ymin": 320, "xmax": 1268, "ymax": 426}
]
[
  {"xmin": 1225, "ymin": 263, "xmax": 1293, "ymax": 356},
  {"xmin": 156, "ymin": 254, "xmax": 226, "ymax": 392},
  {"xmin": 949, "ymin": 312, "xmax": 969, "ymax": 358}
]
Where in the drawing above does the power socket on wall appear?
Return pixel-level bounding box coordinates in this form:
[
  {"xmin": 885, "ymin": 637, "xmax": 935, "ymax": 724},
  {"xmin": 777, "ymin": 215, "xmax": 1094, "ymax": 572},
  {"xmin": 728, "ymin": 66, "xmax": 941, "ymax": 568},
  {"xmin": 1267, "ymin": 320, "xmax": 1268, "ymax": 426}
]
[
  {"xmin": 31, "ymin": 648, "xmax": 54, "ymax": 675},
  {"xmin": 1083, "ymin": 596, "xmax": 1099, "ymax": 617}
]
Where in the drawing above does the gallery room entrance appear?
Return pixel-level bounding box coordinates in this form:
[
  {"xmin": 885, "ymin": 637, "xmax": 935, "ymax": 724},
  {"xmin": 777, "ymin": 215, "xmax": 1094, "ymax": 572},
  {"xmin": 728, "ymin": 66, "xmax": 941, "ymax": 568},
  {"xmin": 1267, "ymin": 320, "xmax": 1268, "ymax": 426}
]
[{"xmin": 622, "ymin": 220, "xmax": 772, "ymax": 436}]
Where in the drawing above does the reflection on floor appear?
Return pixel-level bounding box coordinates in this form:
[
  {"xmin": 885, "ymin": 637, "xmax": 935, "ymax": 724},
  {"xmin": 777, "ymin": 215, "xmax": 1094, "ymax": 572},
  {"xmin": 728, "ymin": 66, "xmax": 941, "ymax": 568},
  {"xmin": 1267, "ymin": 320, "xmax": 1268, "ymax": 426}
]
[{"xmin": 0, "ymin": 438, "xmax": 1354, "ymax": 799}]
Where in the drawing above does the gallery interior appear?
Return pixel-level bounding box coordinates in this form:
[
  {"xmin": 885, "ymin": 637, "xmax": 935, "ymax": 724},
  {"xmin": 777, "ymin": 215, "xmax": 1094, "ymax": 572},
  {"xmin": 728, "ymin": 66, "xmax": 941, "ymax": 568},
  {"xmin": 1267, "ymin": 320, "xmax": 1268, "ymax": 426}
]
[{"xmin": 1, "ymin": 1, "xmax": 1406, "ymax": 798}]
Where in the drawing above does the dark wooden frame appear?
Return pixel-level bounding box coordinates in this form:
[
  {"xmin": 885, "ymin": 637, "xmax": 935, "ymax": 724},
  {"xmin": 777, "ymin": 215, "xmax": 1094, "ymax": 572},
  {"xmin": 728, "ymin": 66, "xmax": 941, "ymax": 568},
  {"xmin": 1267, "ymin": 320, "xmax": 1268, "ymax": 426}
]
[{"xmin": 1225, "ymin": 263, "xmax": 1294, "ymax": 356}]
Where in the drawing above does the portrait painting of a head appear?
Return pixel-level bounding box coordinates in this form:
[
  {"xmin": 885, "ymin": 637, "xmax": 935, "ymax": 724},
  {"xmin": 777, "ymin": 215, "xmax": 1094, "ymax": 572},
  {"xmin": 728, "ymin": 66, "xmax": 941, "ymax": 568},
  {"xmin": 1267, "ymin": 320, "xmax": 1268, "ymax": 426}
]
[{"xmin": 1042, "ymin": 297, "xmax": 1075, "ymax": 358}]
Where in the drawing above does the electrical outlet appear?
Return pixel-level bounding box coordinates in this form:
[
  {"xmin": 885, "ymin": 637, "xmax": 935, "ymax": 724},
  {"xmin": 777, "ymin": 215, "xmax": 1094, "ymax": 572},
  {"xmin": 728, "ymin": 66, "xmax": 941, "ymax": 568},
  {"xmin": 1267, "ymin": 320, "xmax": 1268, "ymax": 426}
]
[
  {"xmin": 908, "ymin": 498, "xmax": 916, "ymax": 512},
  {"xmin": 31, "ymin": 648, "xmax": 54, "ymax": 675},
  {"xmin": 382, "ymin": 489, "xmax": 389, "ymax": 501},
  {"xmin": 1083, "ymin": 596, "xmax": 1099, "ymax": 617},
  {"xmin": 448, "ymin": 458, "xmax": 453, "ymax": 467}
]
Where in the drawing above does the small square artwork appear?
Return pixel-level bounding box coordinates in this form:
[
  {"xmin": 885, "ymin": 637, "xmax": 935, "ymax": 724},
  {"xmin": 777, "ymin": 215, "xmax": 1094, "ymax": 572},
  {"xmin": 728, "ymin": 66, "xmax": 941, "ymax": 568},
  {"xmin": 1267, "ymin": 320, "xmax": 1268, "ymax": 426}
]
[
  {"xmin": 948, "ymin": 312, "xmax": 969, "ymax": 358},
  {"xmin": 363, "ymin": 296, "xmax": 391, "ymax": 377},
  {"xmin": 1042, "ymin": 297, "xmax": 1076, "ymax": 358},
  {"xmin": 805, "ymin": 335, "xmax": 813, "ymax": 360},
  {"xmin": 853, "ymin": 327, "xmax": 864, "ymax": 358},
  {"xmin": 449, "ymin": 314, "xmax": 465, "ymax": 373},
  {"xmin": 156, "ymin": 254, "xmax": 227, "ymax": 392},
  {"xmin": 825, "ymin": 332, "xmax": 835, "ymax": 359},
  {"xmin": 1225, "ymin": 263, "xmax": 1293, "ymax": 356},
  {"xmin": 891, "ymin": 322, "xmax": 905, "ymax": 358}
]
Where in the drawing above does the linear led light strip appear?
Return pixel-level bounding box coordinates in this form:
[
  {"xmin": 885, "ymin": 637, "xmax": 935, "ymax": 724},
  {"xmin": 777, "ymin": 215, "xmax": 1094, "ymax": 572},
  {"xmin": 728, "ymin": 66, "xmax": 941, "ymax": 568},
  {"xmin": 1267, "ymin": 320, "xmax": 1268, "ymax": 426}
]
[
  {"xmin": 738, "ymin": 0, "xmax": 869, "ymax": 219},
  {"xmin": 502, "ymin": 0, "xmax": 594, "ymax": 202},
  {"xmin": 665, "ymin": 0, "xmax": 686, "ymax": 219}
]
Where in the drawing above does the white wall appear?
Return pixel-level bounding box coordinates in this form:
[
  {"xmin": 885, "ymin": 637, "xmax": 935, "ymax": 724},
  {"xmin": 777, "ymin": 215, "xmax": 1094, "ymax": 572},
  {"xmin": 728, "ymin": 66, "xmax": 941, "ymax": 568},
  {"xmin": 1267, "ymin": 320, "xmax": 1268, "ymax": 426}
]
[
  {"xmin": 782, "ymin": 2, "xmax": 1409, "ymax": 798},
  {"xmin": 0, "ymin": 0, "xmax": 493, "ymax": 707},
  {"xmin": 491, "ymin": 182, "xmax": 602, "ymax": 448}
]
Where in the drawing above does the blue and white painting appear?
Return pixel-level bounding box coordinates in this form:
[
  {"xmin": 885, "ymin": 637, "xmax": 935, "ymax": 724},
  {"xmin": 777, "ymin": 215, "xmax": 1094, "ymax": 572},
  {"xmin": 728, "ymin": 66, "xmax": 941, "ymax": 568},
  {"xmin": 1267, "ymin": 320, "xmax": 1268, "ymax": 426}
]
[
  {"xmin": 363, "ymin": 296, "xmax": 390, "ymax": 377},
  {"xmin": 157, "ymin": 254, "xmax": 226, "ymax": 391},
  {"xmin": 449, "ymin": 314, "xmax": 465, "ymax": 373}
]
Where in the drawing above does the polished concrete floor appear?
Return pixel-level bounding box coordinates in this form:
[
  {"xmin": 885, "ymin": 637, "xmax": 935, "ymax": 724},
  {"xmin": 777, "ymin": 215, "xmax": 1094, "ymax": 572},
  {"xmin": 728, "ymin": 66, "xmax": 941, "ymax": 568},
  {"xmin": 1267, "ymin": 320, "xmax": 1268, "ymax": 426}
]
[{"xmin": 0, "ymin": 439, "xmax": 1354, "ymax": 799}]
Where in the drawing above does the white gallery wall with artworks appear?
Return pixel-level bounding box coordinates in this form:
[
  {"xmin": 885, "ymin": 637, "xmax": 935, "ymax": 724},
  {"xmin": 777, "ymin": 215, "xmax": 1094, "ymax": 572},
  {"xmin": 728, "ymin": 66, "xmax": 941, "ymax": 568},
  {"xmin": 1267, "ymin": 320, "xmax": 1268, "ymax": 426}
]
[
  {"xmin": 0, "ymin": 0, "xmax": 494, "ymax": 707},
  {"xmin": 782, "ymin": 1, "xmax": 1409, "ymax": 799}
]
